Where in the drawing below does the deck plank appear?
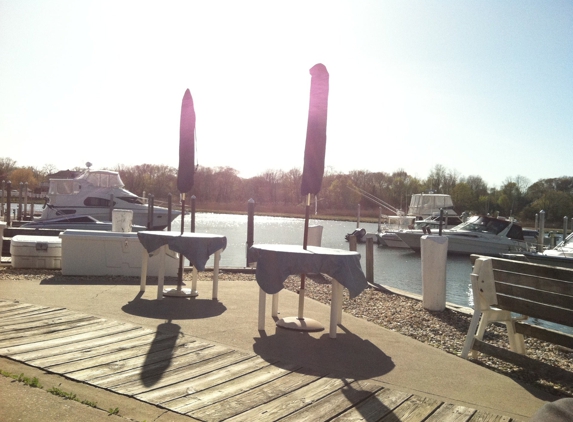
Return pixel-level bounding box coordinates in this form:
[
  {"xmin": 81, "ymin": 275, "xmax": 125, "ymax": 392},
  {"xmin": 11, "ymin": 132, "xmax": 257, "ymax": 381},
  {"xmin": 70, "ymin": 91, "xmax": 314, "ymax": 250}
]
[
  {"xmin": 138, "ymin": 356, "xmax": 281, "ymax": 405},
  {"xmin": 332, "ymin": 387, "xmax": 412, "ymax": 421},
  {"xmin": 426, "ymin": 403, "xmax": 476, "ymax": 422},
  {"xmin": 226, "ymin": 376, "xmax": 372, "ymax": 422},
  {"xmin": 91, "ymin": 343, "xmax": 229, "ymax": 388},
  {"xmin": 189, "ymin": 368, "xmax": 326, "ymax": 421},
  {"xmin": 55, "ymin": 336, "xmax": 198, "ymax": 380},
  {"xmin": 469, "ymin": 412, "xmax": 515, "ymax": 421},
  {"xmin": 12, "ymin": 327, "xmax": 153, "ymax": 365},
  {"xmin": 0, "ymin": 310, "xmax": 91, "ymax": 333},
  {"xmin": 0, "ymin": 319, "xmax": 124, "ymax": 354},
  {"xmin": 113, "ymin": 349, "xmax": 253, "ymax": 395},
  {"xmin": 382, "ymin": 395, "xmax": 443, "ymax": 422},
  {"xmin": 278, "ymin": 379, "xmax": 383, "ymax": 422},
  {"xmin": 164, "ymin": 361, "xmax": 302, "ymax": 413}
]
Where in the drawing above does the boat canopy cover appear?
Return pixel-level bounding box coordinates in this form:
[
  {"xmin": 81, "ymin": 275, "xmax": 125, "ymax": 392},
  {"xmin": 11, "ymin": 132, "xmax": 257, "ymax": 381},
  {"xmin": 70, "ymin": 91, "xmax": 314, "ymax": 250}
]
[
  {"xmin": 407, "ymin": 194, "xmax": 457, "ymax": 217},
  {"xmin": 48, "ymin": 171, "xmax": 125, "ymax": 195}
]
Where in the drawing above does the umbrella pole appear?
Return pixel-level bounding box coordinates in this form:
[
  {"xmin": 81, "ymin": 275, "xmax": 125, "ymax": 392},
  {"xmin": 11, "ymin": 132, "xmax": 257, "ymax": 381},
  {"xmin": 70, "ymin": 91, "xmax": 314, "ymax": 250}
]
[
  {"xmin": 177, "ymin": 193, "xmax": 186, "ymax": 291},
  {"xmin": 298, "ymin": 193, "xmax": 311, "ymax": 317},
  {"xmin": 276, "ymin": 193, "xmax": 323, "ymax": 332},
  {"xmin": 164, "ymin": 193, "xmax": 197, "ymax": 298}
]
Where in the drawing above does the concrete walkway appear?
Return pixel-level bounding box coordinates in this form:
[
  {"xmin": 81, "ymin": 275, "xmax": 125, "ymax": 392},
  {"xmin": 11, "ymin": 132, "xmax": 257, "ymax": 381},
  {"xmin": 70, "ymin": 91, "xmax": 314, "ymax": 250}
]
[{"xmin": 0, "ymin": 274, "xmax": 559, "ymax": 421}]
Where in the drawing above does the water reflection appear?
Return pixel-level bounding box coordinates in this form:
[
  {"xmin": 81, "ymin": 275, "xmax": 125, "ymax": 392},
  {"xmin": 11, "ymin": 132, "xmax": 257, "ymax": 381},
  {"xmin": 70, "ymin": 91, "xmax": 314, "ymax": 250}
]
[{"xmin": 171, "ymin": 213, "xmax": 474, "ymax": 308}]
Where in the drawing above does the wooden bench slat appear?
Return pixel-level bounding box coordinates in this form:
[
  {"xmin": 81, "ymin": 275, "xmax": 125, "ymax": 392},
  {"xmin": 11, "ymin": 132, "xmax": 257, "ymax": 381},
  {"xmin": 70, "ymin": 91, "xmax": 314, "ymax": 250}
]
[
  {"xmin": 472, "ymin": 339, "xmax": 573, "ymax": 383},
  {"xmin": 494, "ymin": 270, "xmax": 573, "ymax": 296},
  {"xmin": 496, "ymin": 294, "xmax": 573, "ymax": 328},
  {"xmin": 473, "ymin": 339, "xmax": 573, "ymax": 383},
  {"xmin": 515, "ymin": 322, "xmax": 573, "ymax": 349},
  {"xmin": 495, "ymin": 281, "xmax": 573, "ymax": 311},
  {"xmin": 490, "ymin": 258, "xmax": 573, "ymax": 282}
]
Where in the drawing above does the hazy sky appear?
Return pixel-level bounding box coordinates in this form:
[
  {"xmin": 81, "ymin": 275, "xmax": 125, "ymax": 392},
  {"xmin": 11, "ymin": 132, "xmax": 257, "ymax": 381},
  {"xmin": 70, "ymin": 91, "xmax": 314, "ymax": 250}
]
[{"xmin": 1, "ymin": 1, "xmax": 572, "ymax": 188}]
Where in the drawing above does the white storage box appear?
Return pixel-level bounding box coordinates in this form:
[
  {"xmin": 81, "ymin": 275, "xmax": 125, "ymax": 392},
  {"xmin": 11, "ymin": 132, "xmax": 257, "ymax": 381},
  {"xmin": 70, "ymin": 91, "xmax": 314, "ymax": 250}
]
[
  {"xmin": 11, "ymin": 235, "xmax": 62, "ymax": 269},
  {"xmin": 59, "ymin": 230, "xmax": 179, "ymax": 277}
]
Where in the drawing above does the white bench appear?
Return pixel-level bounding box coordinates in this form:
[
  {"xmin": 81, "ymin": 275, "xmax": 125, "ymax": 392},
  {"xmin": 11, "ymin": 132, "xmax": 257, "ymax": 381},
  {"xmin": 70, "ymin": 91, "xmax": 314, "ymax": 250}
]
[{"xmin": 462, "ymin": 255, "xmax": 573, "ymax": 380}]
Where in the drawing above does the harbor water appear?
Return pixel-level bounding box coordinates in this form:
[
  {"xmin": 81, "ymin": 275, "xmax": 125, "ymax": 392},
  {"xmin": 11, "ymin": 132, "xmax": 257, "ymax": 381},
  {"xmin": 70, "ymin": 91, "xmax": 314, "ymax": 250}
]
[{"xmin": 171, "ymin": 213, "xmax": 475, "ymax": 308}]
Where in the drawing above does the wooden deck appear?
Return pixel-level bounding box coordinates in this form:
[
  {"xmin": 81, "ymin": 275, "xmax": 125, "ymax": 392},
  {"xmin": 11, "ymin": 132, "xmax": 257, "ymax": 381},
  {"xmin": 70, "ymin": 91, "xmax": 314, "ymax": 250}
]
[{"xmin": 0, "ymin": 299, "xmax": 521, "ymax": 422}]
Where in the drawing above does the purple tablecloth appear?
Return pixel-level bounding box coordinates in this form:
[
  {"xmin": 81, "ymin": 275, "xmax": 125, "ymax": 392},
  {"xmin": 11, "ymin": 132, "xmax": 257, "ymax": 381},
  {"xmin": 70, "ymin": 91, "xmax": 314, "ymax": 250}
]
[
  {"xmin": 247, "ymin": 244, "xmax": 367, "ymax": 299},
  {"xmin": 137, "ymin": 231, "xmax": 227, "ymax": 271}
]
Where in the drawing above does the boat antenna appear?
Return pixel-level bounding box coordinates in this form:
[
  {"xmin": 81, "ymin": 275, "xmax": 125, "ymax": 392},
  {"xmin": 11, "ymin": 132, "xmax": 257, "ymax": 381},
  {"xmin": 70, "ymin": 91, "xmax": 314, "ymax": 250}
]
[{"xmin": 86, "ymin": 162, "xmax": 92, "ymax": 169}]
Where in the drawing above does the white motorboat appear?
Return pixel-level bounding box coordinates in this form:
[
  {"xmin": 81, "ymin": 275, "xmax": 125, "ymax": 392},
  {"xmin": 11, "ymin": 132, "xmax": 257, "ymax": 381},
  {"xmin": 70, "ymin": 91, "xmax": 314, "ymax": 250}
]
[
  {"xmin": 377, "ymin": 214, "xmax": 462, "ymax": 248},
  {"xmin": 376, "ymin": 193, "xmax": 461, "ymax": 248},
  {"xmin": 503, "ymin": 231, "xmax": 573, "ymax": 268},
  {"xmin": 397, "ymin": 215, "xmax": 530, "ymax": 256},
  {"xmin": 38, "ymin": 170, "xmax": 180, "ymax": 230}
]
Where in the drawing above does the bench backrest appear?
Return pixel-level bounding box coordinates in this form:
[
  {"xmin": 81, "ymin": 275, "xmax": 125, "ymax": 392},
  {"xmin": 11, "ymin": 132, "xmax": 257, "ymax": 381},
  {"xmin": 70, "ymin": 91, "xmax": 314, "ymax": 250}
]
[{"xmin": 470, "ymin": 255, "xmax": 573, "ymax": 328}]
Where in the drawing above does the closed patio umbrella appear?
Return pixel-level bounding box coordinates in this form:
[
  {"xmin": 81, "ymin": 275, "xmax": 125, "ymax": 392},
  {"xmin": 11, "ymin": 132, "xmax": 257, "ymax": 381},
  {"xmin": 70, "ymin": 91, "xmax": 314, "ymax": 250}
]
[
  {"xmin": 277, "ymin": 63, "xmax": 329, "ymax": 331},
  {"xmin": 164, "ymin": 89, "xmax": 196, "ymax": 297}
]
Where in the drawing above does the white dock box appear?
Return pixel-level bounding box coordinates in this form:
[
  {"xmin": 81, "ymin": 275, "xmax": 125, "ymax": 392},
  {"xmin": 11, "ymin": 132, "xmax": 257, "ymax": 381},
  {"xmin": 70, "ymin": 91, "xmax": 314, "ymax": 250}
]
[
  {"xmin": 10, "ymin": 235, "xmax": 62, "ymax": 269},
  {"xmin": 59, "ymin": 230, "xmax": 179, "ymax": 277}
]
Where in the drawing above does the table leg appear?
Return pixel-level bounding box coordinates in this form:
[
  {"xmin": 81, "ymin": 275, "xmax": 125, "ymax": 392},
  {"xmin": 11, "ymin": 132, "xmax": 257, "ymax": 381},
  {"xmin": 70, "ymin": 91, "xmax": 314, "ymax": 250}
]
[
  {"xmin": 271, "ymin": 293, "xmax": 279, "ymax": 317},
  {"xmin": 191, "ymin": 266, "xmax": 199, "ymax": 296},
  {"xmin": 157, "ymin": 245, "xmax": 166, "ymax": 300},
  {"xmin": 335, "ymin": 280, "xmax": 343, "ymax": 324},
  {"xmin": 330, "ymin": 280, "xmax": 343, "ymax": 338},
  {"xmin": 212, "ymin": 249, "xmax": 221, "ymax": 300},
  {"xmin": 258, "ymin": 287, "xmax": 266, "ymax": 331},
  {"xmin": 140, "ymin": 248, "xmax": 148, "ymax": 292}
]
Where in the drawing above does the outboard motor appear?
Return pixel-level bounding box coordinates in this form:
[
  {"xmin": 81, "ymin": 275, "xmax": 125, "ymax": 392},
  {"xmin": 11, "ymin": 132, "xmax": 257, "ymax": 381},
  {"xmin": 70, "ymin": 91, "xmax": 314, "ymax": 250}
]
[{"xmin": 345, "ymin": 228, "xmax": 367, "ymax": 242}]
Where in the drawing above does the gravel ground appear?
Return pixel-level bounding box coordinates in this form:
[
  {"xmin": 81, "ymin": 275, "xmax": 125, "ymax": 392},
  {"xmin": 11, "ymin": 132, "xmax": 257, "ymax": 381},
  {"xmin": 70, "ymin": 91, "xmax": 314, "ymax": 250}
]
[{"xmin": 1, "ymin": 266, "xmax": 572, "ymax": 399}]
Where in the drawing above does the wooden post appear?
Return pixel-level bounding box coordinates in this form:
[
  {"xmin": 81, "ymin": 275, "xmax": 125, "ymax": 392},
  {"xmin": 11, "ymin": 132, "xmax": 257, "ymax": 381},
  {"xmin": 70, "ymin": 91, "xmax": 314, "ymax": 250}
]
[
  {"xmin": 348, "ymin": 235, "xmax": 357, "ymax": 251},
  {"xmin": 167, "ymin": 193, "xmax": 172, "ymax": 231},
  {"xmin": 24, "ymin": 182, "xmax": 28, "ymax": 219},
  {"xmin": 246, "ymin": 198, "xmax": 255, "ymax": 267},
  {"xmin": 538, "ymin": 210, "xmax": 545, "ymax": 252},
  {"xmin": 6, "ymin": 181, "xmax": 11, "ymax": 226},
  {"xmin": 366, "ymin": 237, "xmax": 374, "ymax": 283},
  {"xmin": 17, "ymin": 182, "xmax": 23, "ymax": 221},
  {"xmin": 1, "ymin": 180, "xmax": 4, "ymax": 218}
]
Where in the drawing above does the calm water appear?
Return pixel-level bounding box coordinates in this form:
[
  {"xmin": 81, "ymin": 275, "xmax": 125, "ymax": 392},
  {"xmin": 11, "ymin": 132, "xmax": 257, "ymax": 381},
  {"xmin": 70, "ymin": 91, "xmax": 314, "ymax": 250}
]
[{"xmin": 171, "ymin": 213, "xmax": 475, "ymax": 308}]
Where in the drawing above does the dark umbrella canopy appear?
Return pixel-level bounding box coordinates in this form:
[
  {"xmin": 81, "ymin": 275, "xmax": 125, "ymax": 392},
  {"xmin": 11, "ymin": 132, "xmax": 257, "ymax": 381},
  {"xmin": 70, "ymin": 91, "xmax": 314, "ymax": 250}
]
[
  {"xmin": 177, "ymin": 89, "xmax": 195, "ymax": 193},
  {"xmin": 301, "ymin": 63, "xmax": 329, "ymax": 196}
]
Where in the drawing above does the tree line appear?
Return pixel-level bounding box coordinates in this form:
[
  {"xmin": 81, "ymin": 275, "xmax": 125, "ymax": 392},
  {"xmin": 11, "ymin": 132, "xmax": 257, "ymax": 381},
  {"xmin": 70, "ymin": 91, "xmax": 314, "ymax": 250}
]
[{"xmin": 1, "ymin": 157, "xmax": 572, "ymax": 226}]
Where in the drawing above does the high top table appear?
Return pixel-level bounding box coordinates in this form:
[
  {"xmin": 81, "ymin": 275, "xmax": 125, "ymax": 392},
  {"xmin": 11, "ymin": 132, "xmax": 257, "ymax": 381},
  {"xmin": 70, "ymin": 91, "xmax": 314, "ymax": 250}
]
[
  {"xmin": 247, "ymin": 244, "xmax": 368, "ymax": 338},
  {"xmin": 137, "ymin": 231, "xmax": 227, "ymax": 300}
]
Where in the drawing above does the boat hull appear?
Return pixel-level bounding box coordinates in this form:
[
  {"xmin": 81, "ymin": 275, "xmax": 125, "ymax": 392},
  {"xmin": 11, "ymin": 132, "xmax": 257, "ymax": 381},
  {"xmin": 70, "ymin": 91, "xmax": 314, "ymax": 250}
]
[{"xmin": 397, "ymin": 231, "xmax": 528, "ymax": 256}]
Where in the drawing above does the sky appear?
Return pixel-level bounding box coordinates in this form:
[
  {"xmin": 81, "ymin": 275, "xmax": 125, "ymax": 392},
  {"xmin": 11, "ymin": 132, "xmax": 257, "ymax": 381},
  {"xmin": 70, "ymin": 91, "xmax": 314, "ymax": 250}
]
[{"xmin": 1, "ymin": 1, "xmax": 572, "ymax": 188}]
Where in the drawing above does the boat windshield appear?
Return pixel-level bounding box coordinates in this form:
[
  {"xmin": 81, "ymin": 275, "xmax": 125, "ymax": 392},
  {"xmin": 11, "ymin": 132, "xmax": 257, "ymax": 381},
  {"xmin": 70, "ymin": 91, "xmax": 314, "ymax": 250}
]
[
  {"xmin": 451, "ymin": 216, "xmax": 510, "ymax": 235},
  {"xmin": 82, "ymin": 171, "xmax": 124, "ymax": 188},
  {"xmin": 48, "ymin": 180, "xmax": 81, "ymax": 195}
]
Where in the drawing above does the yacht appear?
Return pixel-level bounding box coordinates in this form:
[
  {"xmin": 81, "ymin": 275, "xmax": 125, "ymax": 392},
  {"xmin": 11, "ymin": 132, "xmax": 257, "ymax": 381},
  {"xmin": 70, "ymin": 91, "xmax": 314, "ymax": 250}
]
[
  {"xmin": 38, "ymin": 170, "xmax": 180, "ymax": 230},
  {"xmin": 397, "ymin": 215, "xmax": 530, "ymax": 256}
]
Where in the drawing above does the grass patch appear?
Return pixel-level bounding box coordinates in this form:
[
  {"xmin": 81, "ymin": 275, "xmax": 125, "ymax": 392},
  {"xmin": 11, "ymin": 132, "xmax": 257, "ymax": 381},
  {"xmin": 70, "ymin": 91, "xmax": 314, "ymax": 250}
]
[
  {"xmin": 47, "ymin": 386, "xmax": 77, "ymax": 401},
  {"xmin": 1, "ymin": 368, "xmax": 100, "ymax": 411},
  {"xmin": 0, "ymin": 369, "xmax": 42, "ymax": 388}
]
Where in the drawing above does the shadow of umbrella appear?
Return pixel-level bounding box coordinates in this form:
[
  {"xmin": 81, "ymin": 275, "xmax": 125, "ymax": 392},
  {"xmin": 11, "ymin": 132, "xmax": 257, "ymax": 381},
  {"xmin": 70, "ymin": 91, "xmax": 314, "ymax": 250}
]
[
  {"xmin": 253, "ymin": 324, "xmax": 399, "ymax": 420},
  {"xmin": 277, "ymin": 63, "xmax": 330, "ymax": 332},
  {"xmin": 252, "ymin": 325, "xmax": 394, "ymax": 381},
  {"xmin": 140, "ymin": 321, "xmax": 181, "ymax": 387},
  {"xmin": 121, "ymin": 295, "xmax": 226, "ymax": 320}
]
